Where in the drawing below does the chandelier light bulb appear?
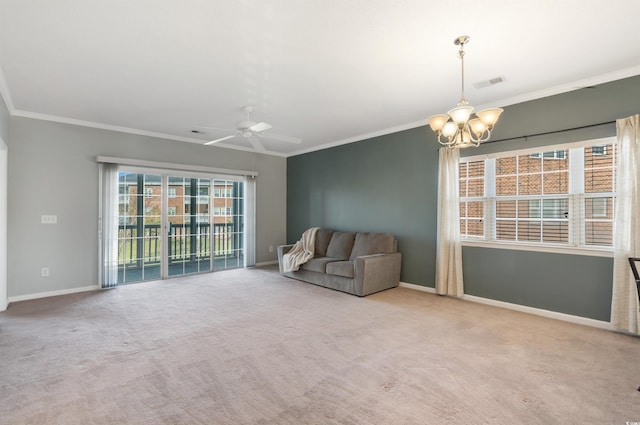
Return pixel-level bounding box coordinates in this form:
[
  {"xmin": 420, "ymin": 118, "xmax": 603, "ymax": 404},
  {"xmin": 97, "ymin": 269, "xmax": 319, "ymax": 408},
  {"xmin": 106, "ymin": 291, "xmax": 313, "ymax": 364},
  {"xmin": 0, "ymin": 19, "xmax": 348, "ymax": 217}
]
[{"xmin": 442, "ymin": 121, "xmax": 458, "ymax": 138}]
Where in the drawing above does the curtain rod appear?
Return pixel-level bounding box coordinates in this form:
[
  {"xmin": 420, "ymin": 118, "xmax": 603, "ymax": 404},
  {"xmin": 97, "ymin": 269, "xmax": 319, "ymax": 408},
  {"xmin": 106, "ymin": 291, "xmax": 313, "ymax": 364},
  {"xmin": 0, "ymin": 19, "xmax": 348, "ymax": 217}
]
[{"xmin": 481, "ymin": 120, "xmax": 616, "ymax": 145}]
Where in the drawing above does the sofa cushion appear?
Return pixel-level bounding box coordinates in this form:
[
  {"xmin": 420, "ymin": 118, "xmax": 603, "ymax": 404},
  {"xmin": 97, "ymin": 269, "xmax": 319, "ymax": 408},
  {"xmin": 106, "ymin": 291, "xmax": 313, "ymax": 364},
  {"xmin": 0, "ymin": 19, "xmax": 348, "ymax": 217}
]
[
  {"xmin": 314, "ymin": 229, "xmax": 334, "ymax": 257},
  {"xmin": 325, "ymin": 261, "xmax": 354, "ymax": 278},
  {"xmin": 325, "ymin": 232, "xmax": 356, "ymax": 259},
  {"xmin": 301, "ymin": 257, "xmax": 340, "ymax": 273},
  {"xmin": 349, "ymin": 232, "xmax": 396, "ymax": 260}
]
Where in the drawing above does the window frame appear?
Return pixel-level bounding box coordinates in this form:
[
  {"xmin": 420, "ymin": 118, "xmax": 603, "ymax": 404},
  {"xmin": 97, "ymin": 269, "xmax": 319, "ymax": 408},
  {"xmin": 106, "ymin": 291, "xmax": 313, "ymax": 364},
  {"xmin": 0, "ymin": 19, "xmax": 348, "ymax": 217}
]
[{"xmin": 460, "ymin": 137, "xmax": 616, "ymax": 257}]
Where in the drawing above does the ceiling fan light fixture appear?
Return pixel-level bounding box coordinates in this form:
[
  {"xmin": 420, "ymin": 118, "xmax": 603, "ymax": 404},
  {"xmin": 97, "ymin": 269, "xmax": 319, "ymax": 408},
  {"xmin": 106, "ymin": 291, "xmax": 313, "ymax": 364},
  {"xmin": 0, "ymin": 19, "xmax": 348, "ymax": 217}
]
[{"xmin": 426, "ymin": 35, "xmax": 503, "ymax": 148}]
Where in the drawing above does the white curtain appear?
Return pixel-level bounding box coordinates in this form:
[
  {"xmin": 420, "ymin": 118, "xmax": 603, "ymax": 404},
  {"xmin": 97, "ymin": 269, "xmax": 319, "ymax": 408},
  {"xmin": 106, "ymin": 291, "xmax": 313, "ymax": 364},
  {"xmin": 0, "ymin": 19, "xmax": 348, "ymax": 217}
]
[
  {"xmin": 99, "ymin": 162, "xmax": 119, "ymax": 288},
  {"xmin": 435, "ymin": 147, "xmax": 464, "ymax": 297},
  {"xmin": 611, "ymin": 115, "xmax": 640, "ymax": 333},
  {"xmin": 243, "ymin": 175, "xmax": 256, "ymax": 267}
]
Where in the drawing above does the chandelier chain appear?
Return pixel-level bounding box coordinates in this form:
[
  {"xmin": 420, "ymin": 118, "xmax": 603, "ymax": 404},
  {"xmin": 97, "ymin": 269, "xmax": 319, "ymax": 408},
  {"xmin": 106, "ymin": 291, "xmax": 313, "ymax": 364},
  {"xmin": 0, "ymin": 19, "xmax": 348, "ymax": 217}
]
[{"xmin": 459, "ymin": 43, "xmax": 467, "ymax": 105}]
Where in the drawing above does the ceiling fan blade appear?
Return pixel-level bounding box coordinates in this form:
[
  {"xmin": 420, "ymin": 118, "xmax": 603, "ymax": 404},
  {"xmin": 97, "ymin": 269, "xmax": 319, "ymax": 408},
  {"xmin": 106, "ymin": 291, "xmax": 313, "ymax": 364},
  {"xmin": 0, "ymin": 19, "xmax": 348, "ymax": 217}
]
[
  {"xmin": 247, "ymin": 137, "xmax": 267, "ymax": 153},
  {"xmin": 194, "ymin": 124, "xmax": 235, "ymax": 132},
  {"xmin": 249, "ymin": 122, "xmax": 272, "ymax": 132},
  {"xmin": 261, "ymin": 132, "xmax": 302, "ymax": 144},
  {"xmin": 203, "ymin": 135, "xmax": 236, "ymax": 145}
]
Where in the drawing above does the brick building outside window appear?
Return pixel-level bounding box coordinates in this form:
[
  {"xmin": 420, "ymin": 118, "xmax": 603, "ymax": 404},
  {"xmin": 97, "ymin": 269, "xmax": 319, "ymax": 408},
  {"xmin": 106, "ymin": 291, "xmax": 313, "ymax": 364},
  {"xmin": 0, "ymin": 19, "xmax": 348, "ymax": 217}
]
[{"xmin": 459, "ymin": 138, "xmax": 616, "ymax": 250}]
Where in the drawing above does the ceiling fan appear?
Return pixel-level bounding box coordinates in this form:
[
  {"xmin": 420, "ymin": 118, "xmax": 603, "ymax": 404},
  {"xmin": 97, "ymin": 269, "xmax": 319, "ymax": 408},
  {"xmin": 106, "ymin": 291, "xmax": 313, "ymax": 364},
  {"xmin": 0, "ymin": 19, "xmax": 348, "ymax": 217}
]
[{"xmin": 197, "ymin": 106, "xmax": 301, "ymax": 152}]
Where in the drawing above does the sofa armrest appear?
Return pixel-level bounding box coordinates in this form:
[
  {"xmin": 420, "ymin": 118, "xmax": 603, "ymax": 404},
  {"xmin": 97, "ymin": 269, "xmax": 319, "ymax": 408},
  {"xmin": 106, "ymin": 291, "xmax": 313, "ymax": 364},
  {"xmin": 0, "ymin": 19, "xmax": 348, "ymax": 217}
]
[
  {"xmin": 353, "ymin": 252, "xmax": 402, "ymax": 296},
  {"xmin": 277, "ymin": 244, "xmax": 295, "ymax": 274}
]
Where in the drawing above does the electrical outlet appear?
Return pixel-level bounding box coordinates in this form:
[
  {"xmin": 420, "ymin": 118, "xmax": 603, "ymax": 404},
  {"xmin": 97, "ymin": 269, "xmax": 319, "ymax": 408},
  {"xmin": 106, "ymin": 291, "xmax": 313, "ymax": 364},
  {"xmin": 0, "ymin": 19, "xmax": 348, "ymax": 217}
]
[
  {"xmin": 41, "ymin": 215, "xmax": 57, "ymax": 224},
  {"xmin": 41, "ymin": 267, "xmax": 50, "ymax": 277},
  {"xmin": 269, "ymin": 245, "xmax": 274, "ymax": 253}
]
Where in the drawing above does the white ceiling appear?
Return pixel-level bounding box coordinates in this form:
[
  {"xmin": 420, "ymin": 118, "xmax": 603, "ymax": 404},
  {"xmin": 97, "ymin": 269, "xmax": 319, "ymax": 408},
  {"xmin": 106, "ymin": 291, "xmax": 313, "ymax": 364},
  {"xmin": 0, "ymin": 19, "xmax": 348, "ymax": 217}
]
[{"xmin": 1, "ymin": 0, "xmax": 640, "ymax": 157}]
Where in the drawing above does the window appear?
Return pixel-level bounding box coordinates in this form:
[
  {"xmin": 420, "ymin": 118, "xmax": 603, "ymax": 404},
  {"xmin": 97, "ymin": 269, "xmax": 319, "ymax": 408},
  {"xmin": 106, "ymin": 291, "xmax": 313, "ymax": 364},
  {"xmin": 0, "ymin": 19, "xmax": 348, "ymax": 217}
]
[
  {"xmin": 459, "ymin": 160, "xmax": 485, "ymax": 237},
  {"xmin": 460, "ymin": 139, "xmax": 616, "ymax": 252},
  {"xmin": 591, "ymin": 145, "xmax": 607, "ymax": 156},
  {"xmin": 168, "ymin": 206, "xmax": 177, "ymax": 216},
  {"xmin": 144, "ymin": 187, "xmax": 154, "ymax": 198},
  {"xmin": 119, "ymin": 185, "xmax": 130, "ymax": 205},
  {"xmin": 167, "ymin": 188, "xmax": 176, "ymax": 198},
  {"xmin": 214, "ymin": 187, "xmax": 234, "ymax": 198},
  {"xmin": 530, "ymin": 150, "xmax": 566, "ymax": 159}
]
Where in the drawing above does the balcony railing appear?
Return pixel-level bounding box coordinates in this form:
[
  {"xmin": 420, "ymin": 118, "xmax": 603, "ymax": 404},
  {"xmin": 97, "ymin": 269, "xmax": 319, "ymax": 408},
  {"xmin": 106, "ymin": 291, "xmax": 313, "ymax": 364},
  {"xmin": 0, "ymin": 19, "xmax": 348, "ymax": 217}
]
[{"xmin": 118, "ymin": 222, "xmax": 240, "ymax": 267}]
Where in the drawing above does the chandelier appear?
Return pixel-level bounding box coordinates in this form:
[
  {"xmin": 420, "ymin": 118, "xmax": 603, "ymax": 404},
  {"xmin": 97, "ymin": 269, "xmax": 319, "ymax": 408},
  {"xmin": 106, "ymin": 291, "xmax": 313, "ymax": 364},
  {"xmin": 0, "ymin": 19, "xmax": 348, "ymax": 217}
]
[{"xmin": 426, "ymin": 35, "xmax": 503, "ymax": 148}]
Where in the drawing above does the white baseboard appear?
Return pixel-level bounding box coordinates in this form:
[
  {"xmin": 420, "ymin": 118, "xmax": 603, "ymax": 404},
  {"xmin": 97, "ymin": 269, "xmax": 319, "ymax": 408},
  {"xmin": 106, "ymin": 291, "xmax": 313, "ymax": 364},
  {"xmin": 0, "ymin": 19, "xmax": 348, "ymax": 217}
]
[
  {"xmin": 399, "ymin": 281, "xmax": 437, "ymax": 294},
  {"xmin": 8, "ymin": 285, "xmax": 100, "ymax": 304},
  {"xmin": 399, "ymin": 282, "xmax": 613, "ymax": 331}
]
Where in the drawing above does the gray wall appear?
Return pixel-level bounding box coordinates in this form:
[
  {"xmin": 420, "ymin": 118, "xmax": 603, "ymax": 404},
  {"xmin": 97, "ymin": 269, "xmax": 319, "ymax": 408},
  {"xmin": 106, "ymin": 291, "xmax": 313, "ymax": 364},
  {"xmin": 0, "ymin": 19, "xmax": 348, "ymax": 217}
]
[
  {"xmin": 287, "ymin": 126, "xmax": 438, "ymax": 285},
  {"xmin": 287, "ymin": 74, "xmax": 640, "ymax": 321},
  {"xmin": 0, "ymin": 95, "xmax": 8, "ymax": 143},
  {"xmin": 7, "ymin": 117, "xmax": 287, "ymax": 298}
]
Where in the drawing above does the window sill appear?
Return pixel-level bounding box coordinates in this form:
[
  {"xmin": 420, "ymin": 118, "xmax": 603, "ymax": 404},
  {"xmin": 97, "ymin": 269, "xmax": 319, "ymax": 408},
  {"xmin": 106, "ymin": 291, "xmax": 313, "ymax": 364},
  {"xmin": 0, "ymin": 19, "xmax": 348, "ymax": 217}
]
[{"xmin": 461, "ymin": 239, "xmax": 613, "ymax": 258}]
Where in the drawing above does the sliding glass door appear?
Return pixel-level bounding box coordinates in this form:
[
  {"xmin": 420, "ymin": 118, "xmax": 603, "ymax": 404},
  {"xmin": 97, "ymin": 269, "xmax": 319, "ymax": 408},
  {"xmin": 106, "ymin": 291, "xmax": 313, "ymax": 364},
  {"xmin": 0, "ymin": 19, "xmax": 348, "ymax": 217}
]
[
  {"xmin": 115, "ymin": 170, "xmax": 246, "ymax": 285},
  {"xmin": 167, "ymin": 176, "xmax": 212, "ymax": 277},
  {"xmin": 212, "ymin": 179, "xmax": 245, "ymax": 270}
]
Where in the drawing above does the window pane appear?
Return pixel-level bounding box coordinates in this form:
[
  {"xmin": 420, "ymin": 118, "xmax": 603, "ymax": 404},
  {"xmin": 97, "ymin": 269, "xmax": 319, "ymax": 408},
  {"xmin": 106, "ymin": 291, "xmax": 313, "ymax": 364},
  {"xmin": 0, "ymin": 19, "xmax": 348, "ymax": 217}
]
[
  {"xmin": 496, "ymin": 157, "xmax": 517, "ymax": 175},
  {"xmin": 467, "ymin": 201, "xmax": 483, "ymax": 219},
  {"xmin": 467, "ymin": 178, "xmax": 484, "ymax": 197},
  {"xmin": 459, "ymin": 162, "xmax": 468, "ymax": 178},
  {"xmin": 518, "ymin": 174, "xmax": 542, "ymax": 195},
  {"xmin": 542, "ymin": 222, "xmax": 568, "ymax": 243},
  {"xmin": 584, "ymin": 168, "xmax": 614, "ymax": 193},
  {"xmin": 518, "ymin": 221, "xmax": 541, "ymax": 242},
  {"xmin": 517, "ymin": 200, "xmax": 540, "ymax": 218},
  {"xmin": 542, "ymin": 198, "xmax": 568, "ymax": 219},
  {"xmin": 496, "ymin": 200, "xmax": 516, "ymax": 218},
  {"xmin": 584, "ymin": 143, "xmax": 616, "ymax": 194},
  {"xmin": 585, "ymin": 197, "xmax": 612, "ymax": 219},
  {"xmin": 496, "ymin": 221, "xmax": 516, "ymax": 240},
  {"xmin": 459, "ymin": 179, "xmax": 467, "ymax": 197},
  {"xmin": 468, "ymin": 161, "xmax": 485, "ymax": 177},
  {"xmin": 496, "ymin": 176, "xmax": 517, "ymax": 196},
  {"xmin": 585, "ymin": 222, "xmax": 613, "ymax": 246},
  {"xmin": 542, "ymin": 151, "xmax": 568, "ymax": 171},
  {"xmin": 466, "ymin": 219, "xmax": 484, "ymax": 236},
  {"xmin": 460, "ymin": 160, "xmax": 485, "ymax": 197},
  {"xmin": 543, "ymin": 171, "xmax": 569, "ymax": 194},
  {"xmin": 518, "ymin": 155, "xmax": 541, "ymax": 174}
]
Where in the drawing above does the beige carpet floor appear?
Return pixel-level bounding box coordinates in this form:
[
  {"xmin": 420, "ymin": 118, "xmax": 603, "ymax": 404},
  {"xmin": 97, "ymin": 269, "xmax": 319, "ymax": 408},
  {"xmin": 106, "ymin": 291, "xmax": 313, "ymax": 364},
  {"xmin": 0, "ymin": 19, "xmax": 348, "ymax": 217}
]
[{"xmin": 1, "ymin": 266, "xmax": 639, "ymax": 424}]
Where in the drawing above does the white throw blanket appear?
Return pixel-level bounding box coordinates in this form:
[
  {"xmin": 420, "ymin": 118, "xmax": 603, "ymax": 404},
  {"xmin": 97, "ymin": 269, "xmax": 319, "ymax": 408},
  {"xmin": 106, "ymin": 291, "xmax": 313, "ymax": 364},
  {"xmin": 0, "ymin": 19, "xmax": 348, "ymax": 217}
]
[{"xmin": 282, "ymin": 227, "xmax": 320, "ymax": 273}]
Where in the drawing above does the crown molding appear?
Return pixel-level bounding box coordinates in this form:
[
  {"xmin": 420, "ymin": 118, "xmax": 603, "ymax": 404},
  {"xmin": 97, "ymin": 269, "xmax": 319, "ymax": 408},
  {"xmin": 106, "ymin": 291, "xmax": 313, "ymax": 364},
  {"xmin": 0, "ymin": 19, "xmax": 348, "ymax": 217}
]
[
  {"xmin": 11, "ymin": 110, "xmax": 287, "ymax": 157},
  {"xmin": 0, "ymin": 65, "xmax": 15, "ymax": 113},
  {"xmin": 3, "ymin": 63, "xmax": 639, "ymax": 159},
  {"xmin": 284, "ymin": 64, "xmax": 640, "ymax": 158},
  {"xmin": 492, "ymin": 64, "xmax": 640, "ymax": 109}
]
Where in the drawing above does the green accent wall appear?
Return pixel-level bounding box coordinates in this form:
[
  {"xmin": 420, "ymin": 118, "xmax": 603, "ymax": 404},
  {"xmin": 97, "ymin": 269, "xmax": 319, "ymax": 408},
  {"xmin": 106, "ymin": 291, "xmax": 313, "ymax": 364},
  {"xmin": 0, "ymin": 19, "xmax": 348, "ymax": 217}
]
[
  {"xmin": 463, "ymin": 247, "xmax": 613, "ymax": 320},
  {"xmin": 287, "ymin": 126, "xmax": 438, "ymax": 285},
  {"xmin": 287, "ymin": 74, "xmax": 640, "ymax": 322}
]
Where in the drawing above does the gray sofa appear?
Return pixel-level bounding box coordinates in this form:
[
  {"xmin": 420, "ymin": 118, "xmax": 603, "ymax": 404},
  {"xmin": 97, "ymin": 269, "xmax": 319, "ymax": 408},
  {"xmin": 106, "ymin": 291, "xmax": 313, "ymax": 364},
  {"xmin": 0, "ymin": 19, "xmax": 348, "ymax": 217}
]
[{"xmin": 277, "ymin": 229, "xmax": 401, "ymax": 296}]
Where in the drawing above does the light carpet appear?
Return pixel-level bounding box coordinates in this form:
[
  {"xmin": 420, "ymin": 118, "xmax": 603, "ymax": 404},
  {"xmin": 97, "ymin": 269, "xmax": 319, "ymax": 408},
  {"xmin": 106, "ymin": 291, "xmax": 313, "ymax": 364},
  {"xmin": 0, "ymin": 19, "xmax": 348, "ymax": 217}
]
[{"xmin": 1, "ymin": 266, "xmax": 639, "ymax": 424}]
